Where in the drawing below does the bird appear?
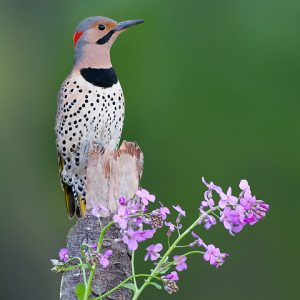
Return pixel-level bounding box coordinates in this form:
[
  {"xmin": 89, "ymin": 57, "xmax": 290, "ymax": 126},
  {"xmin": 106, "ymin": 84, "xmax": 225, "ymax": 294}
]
[{"xmin": 55, "ymin": 16, "xmax": 144, "ymax": 218}]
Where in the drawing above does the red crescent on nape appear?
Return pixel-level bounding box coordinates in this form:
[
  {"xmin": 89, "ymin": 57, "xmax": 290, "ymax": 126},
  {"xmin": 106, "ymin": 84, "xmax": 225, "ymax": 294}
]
[{"xmin": 73, "ymin": 31, "xmax": 83, "ymax": 47}]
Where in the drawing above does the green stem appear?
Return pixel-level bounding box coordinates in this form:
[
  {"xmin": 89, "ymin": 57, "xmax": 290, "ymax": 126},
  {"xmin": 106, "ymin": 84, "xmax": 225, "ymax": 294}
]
[
  {"xmin": 83, "ymin": 221, "xmax": 115, "ymax": 300},
  {"xmin": 132, "ymin": 208, "xmax": 215, "ymax": 300},
  {"xmin": 211, "ymin": 211, "xmax": 220, "ymax": 219},
  {"xmin": 80, "ymin": 244, "xmax": 93, "ymax": 270},
  {"xmin": 65, "ymin": 257, "xmax": 87, "ymax": 286},
  {"xmin": 97, "ymin": 221, "xmax": 115, "ymax": 252},
  {"xmin": 131, "ymin": 251, "xmax": 139, "ymax": 292},
  {"xmin": 94, "ymin": 274, "xmax": 161, "ymax": 300}
]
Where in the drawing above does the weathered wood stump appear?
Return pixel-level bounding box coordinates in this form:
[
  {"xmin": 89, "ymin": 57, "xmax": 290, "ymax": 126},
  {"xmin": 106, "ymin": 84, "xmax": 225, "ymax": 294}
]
[{"xmin": 60, "ymin": 141, "xmax": 144, "ymax": 300}]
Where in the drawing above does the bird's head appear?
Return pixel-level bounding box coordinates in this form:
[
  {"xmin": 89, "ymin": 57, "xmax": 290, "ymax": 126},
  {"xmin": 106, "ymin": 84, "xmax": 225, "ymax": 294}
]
[{"xmin": 72, "ymin": 16, "xmax": 144, "ymax": 69}]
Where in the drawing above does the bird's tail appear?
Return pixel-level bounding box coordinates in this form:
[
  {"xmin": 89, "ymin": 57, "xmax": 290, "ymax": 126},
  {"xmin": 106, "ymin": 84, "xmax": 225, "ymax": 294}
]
[{"xmin": 58, "ymin": 154, "xmax": 86, "ymax": 218}]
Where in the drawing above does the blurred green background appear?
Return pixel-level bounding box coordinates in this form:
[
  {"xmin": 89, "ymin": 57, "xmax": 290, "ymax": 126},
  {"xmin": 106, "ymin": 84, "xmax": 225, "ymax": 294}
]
[{"xmin": 0, "ymin": 0, "xmax": 299, "ymax": 299}]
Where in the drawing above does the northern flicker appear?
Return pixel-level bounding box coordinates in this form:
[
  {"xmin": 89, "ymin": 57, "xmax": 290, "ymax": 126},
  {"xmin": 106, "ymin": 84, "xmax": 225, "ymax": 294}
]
[{"xmin": 55, "ymin": 16, "xmax": 143, "ymax": 218}]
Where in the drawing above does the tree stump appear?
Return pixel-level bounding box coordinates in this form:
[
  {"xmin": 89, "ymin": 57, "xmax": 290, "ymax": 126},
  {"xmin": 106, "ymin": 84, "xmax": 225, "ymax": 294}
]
[{"xmin": 60, "ymin": 141, "xmax": 144, "ymax": 300}]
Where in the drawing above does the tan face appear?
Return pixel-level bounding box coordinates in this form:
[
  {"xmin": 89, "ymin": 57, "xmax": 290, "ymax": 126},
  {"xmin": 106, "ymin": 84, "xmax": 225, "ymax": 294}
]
[{"xmin": 84, "ymin": 20, "xmax": 118, "ymax": 45}]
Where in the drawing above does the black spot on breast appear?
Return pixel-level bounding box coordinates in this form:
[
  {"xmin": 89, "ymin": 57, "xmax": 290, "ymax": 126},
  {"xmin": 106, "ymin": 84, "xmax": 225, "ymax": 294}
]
[{"xmin": 80, "ymin": 68, "xmax": 118, "ymax": 88}]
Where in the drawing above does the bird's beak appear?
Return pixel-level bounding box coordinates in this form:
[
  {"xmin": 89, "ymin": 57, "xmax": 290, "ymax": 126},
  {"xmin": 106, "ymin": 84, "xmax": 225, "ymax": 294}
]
[{"xmin": 113, "ymin": 19, "xmax": 144, "ymax": 32}]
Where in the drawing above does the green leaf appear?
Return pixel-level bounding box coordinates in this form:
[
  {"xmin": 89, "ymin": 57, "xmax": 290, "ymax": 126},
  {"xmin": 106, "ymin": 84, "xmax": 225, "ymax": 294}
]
[
  {"xmin": 122, "ymin": 282, "xmax": 137, "ymax": 291},
  {"xmin": 148, "ymin": 282, "xmax": 162, "ymax": 290},
  {"xmin": 75, "ymin": 283, "xmax": 85, "ymax": 300},
  {"xmin": 75, "ymin": 283, "xmax": 91, "ymax": 300}
]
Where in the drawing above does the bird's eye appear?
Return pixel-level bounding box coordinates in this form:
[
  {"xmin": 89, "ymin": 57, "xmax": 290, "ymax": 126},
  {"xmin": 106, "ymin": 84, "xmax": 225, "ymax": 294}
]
[{"xmin": 98, "ymin": 24, "xmax": 106, "ymax": 31}]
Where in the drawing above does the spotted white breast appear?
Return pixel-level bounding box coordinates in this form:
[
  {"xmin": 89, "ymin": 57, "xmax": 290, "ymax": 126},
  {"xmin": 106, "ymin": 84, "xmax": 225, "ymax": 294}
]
[{"xmin": 55, "ymin": 73, "xmax": 125, "ymax": 197}]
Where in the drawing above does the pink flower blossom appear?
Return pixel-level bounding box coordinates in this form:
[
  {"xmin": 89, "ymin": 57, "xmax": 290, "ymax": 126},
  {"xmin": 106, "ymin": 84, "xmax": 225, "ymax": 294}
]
[
  {"xmin": 190, "ymin": 232, "xmax": 204, "ymax": 247},
  {"xmin": 218, "ymin": 187, "xmax": 238, "ymax": 209},
  {"xmin": 165, "ymin": 222, "xmax": 182, "ymax": 237},
  {"xmin": 90, "ymin": 200, "xmax": 109, "ymax": 218},
  {"xmin": 162, "ymin": 271, "xmax": 179, "ymax": 281},
  {"xmin": 202, "ymin": 177, "xmax": 223, "ymax": 194},
  {"xmin": 203, "ymin": 215, "xmax": 217, "ymax": 230},
  {"xmin": 173, "ymin": 255, "xmax": 188, "ymax": 272},
  {"xmin": 136, "ymin": 189, "xmax": 156, "ymax": 205},
  {"xmin": 113, "ymin": 206, "xmax": 128, "ymax": 229},
  {"xmin": 203, "ymin": 244, "xmax": 228, "ymax": 268},
  {"xmin": 59, "ymin": 248, "xmax": 69, "ymax": 262},
  {"xmin": 173, "ymin": 205, "xmax": 186, "ymax": 217},
  {"xmin": 173, "ymin": 205, "xmax": 186, "ymax": 223},
  {"xmin": 119, "ymin": 197, "xmax": 126, "ymax": 206},
  {"xmin": 123, "ymin": 228, "xmax": 156, "ymax": 251},
  {"xmin": 240, "ymin": 194, "xmax": 256, "ymax": 210},
  {"xmin": 239, "ymin": 179, "xmax": 250, "ymax": 192},
  {"xmin": 144, "ymin": 243, "xmax": 163, "ymax": 261},
  {"xmin": 220, "ymin": 205, "xmax": 245, "ymax": 234},
  {"xmin": 201, "ymin": 196, "xmax": 215, "ymax": 209},
  {"xmin": 159, "ymin": 206, "xmax": 170, "ymax": 220},
  {"xmin": 244, "ymin": 200, "xmax": 269, "ymax": 225},
  {"xmin": 99, "ymin": 250, "xmax": 112, "ymax": 268}
]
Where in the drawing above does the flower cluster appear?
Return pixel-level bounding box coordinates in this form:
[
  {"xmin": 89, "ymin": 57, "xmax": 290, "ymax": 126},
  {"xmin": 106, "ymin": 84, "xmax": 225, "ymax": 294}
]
[
  {"xmin": 110, "ymin": 189, "xmax": 170, "ymax": 251},
  {"xmin": 51, "ymin": 246, "xmax": 113, "ymax": 272},
  {"xmin": 51, "ymin": 178, "xmax": 269, "ymax": 299},
  {"xmin": 162, "ymin": 271, "xmax": 179, "ymax": 294},
  {"xmin": 201, "ymin": 178, "xmax": 269, "ymax": 235}
]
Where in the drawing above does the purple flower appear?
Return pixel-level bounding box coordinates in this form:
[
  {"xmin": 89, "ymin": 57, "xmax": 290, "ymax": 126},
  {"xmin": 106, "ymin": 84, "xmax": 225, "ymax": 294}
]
[
  {"xmin": 201, "ymin": 196, "xmax": 215, "ymax": 209},
  {"xmin": 200, "ymin": 178, "xmax": 269, "ymax": 234},
  {"xmin": 90, "ymin": 200, "xmax": 109, "ymax": 218},
  {"xmin": 123, "ymin": 228, "xmax": 156, "ymax": 251},
  {"xmin": 190, "ymin": 232, "xmax": 204, "ymax": 247},
  {"xmin": 59, "ymin": 248, "xmax": 69, "ymax": 262},
  {"xmin": 90, "ymin": 243, "xmax": 97, "ymax": 251},
  {"xmin": 173, "ymin": 205, "xmax": 186, "ymax": 217},
  {"xmin": 244, "ymin": 211, "xmax": 256, "ymax": 224},
  {"xmin": 136, "ymin": 229, "xmax": 156, "ymax": 241},
  {"xmin": 144, "ymin": 243, "xmax": 163, "ymax": 261},
  {"xmin": 244, "ymin": 200, "xmax": 269, "ymax": 225},
  {"xmin": 126, "ymin": 202, "xmax": 140, "ymax": 215},
  {"xmin": 173, "ymin": 205, "xmax": 186, "ymax": 223},
  {"xmin": 173, "ymin": 255, "xmax": 188, "ymax": 272},
  {"xmin": 219, "ymin": 187, "xmax": 238, "ymax": 209},
  {"xmin": 162, "ymin": 271, "xmax": 179, "ymax": 281},
  {"xmin": 119, "ymin": 197, "xmax": 126, "ymax": 206},
  {"xmin": 203, "ymin": 215, "xmax": 217, "ymax": 230},
  {"xmin": 99, "ymin": 250, "xmax": 112, "ymax": 268},
  {"xmin": 220, "ymin": 205, "xmax": 245, "ymax": 234},
  {"xmin": 239, "ymin": 179, "xmax": 251, "ymax": 192},
  {"xmin": 165, "ymin": 222, "xmax": 175, "ymax": 236},
  {"xmin": 203, "ymin": 244, "xmax": 228, "ymax": 268},
  {"xmin": 165, "ymin": 222, "xmax": 182, "ymax": 237},
  {"xmin": 202, "ymin": 177, "xmax": 223, "ymax": 194},
  {"xmin": 159, "ymin": 206, "xmax": 170, "ymax": 220},
  {"xmin": 132, "ymin": 216, "xmax": 144, "ymax": 227},
  {"xmin": 240, "ymin": 194, "xmax": 256, "ymax": 210},
  {"xmin": 113, "ymin": 206, "xmax": 128, "ymax": 229},
  {"xmin": 136, "ymin": 189, "xmax": 156, "ymax": 205},
  {"xmin": 123, "ymin": 229, "xmax": 139, "ymax": 251}
]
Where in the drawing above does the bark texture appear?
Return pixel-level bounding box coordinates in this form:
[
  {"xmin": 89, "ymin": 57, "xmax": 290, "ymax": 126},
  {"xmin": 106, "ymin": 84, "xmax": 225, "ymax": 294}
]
[{"xmin": 60, "ymin": 141, "xmax": 144, "ymax": 300}]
